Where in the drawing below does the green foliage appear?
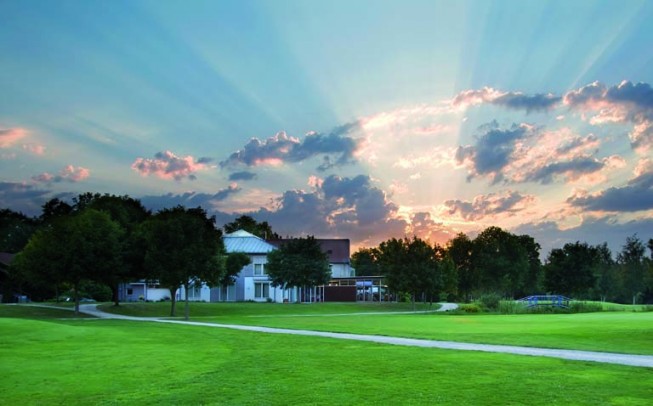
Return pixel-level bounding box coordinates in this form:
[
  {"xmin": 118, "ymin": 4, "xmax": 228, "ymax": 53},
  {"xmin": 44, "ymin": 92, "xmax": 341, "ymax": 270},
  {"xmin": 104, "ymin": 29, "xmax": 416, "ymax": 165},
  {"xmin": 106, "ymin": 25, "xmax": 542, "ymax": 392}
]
[
  {"xmin": 223, "ymin": 252, "xmax": 251, "ymax": 285},
  {"xmin": 0, "ymin": 209, "xmax": 38, "ymax": 253},
  {"xmin": 137, "ymin": 206, "xmax": 224, "ymax": 319},
  {"xmin": 568, "ymin": 301, "xmax": 604, "ymax": 313},
  {"xmin": 376, "ymin": 236, "xmax": 445, "ymax": 304},
  {"xmin": 266, "ymin": 236, "xmax": 331, "ymax": 289},
  {"xmin": 544, "ymin": 241, "xmax": 599, "ymax": 298},
  {"xmin": 478, "ymin": 293, "xmax": 502, "ymax": 311},
  {"xmin": 223, "ymin": 215, "xmax": 278, "ymax": 239},
  {"xmin": 350, "ymin": 247, "xmax": 380, "ymax": 276},
  {"xmin": 617, "ymin": 234, "xmax": 647, "ymax": 305},
  {"xmin": 458, "ymin": 303, "xmax": 482, "ymax": 313},
  {"xmin": 13, "ymin": 209, "xmax": 123, "ymax": 311}
]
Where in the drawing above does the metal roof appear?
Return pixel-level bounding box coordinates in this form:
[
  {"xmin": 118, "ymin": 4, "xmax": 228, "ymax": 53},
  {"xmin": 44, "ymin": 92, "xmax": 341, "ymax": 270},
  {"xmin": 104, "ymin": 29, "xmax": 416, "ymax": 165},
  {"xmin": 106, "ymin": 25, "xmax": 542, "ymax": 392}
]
[{"xmin": 223, "ymin": 230, "xmax": 277, "ymax": 254}]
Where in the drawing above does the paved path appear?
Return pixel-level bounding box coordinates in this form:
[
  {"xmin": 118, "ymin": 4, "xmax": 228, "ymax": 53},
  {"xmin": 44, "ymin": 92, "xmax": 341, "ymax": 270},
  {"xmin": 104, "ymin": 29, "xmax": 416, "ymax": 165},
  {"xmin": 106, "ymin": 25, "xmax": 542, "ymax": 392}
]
[{"xmin": 73, "ymin": 304, "xmax": 653, "ymax": 369}]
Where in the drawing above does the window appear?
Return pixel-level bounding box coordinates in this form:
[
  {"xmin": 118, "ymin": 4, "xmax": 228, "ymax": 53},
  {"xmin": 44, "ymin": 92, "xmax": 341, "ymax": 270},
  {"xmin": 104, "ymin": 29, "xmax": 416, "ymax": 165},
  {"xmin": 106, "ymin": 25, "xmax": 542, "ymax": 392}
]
[
  {"xmin": 254, "ymin": 263, "xmax": 265, "ymax": 276},
  {"xmin": 254, "ymin": 282, "xmax": 270, "ymax": 299}
]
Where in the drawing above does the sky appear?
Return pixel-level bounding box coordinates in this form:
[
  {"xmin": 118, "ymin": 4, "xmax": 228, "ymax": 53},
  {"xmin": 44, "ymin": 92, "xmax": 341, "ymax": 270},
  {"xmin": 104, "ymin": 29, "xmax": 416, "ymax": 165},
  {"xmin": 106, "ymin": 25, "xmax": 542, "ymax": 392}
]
[{"xmin": 1, "ymin": 0, "xmax": 653, "ymax": 257}]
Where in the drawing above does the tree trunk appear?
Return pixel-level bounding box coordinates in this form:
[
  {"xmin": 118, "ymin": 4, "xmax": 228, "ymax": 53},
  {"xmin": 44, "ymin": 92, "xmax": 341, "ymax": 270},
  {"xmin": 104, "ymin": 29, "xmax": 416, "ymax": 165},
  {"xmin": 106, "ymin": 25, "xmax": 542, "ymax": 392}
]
[
  {"xmin": 184, "ymin": 282, "xmax": 190, "ymax": 321},
  {"xmin": 73, "ymin": 284, "xmax": 80, "ymax": 315},
  {"xmin": 111, "ymin": 285, "xmax": 120, "ymax": 306},
  {"xmin": 169, "ymin": 287, "xmax": 178, "ymax": 317}
]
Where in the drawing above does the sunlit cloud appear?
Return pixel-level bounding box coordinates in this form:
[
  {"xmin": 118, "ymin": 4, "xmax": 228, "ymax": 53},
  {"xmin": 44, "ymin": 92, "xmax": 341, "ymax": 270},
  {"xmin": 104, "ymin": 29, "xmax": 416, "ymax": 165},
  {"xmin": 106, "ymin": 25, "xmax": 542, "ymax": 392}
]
[
  {"xmin": 32, "ymin": 165, "xmax": 90, "ymax": 184},
  {"xmin": 0, "ymin": 128, "xmax": 28, "ymax": 148},
  {"xmin": 22, "ymin": 144, "xmax": 46, "ymax": 155},
  {"xmin": 220, "ymin": 126, "xmax": 360, "ymax": 171},
  {"xmin": 451, "ymin": 87, "xmax": 561, "ymax": 112},
  {"xmin": 132, "ymin": 150, "xmax": 213, "ymax": 181},
  {"xmin": 563, "ymin": 80, "xmax": 653, "ymax": 153},
  {"xmin": 443, "ymin": 191, "xmax": 536, "ymax": 221}
]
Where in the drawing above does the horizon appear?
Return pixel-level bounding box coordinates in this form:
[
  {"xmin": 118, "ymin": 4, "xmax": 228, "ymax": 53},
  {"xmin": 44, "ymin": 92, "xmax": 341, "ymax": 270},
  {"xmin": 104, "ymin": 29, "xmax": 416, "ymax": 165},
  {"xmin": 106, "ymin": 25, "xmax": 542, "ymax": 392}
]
[{"xmin": 1, "ymin": 0, "xmax": 652, "ymax": 256}]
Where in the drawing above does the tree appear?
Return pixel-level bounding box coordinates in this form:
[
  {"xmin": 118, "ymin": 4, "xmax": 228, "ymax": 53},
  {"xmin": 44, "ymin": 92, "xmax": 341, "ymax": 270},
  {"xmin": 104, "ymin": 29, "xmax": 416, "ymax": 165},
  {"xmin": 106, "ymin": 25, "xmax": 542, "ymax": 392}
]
[
  {"xmin": 222, "ymin": 252, "xmax": 251, "ymax": 286},
  {"xmin": 351, "ymin": 248, "xmax": 380, "ymax": 276},
  {"xmin": 13, "ymin": 209, "xmax": 123, "ymax": 313},
  {"xmin": 266, "ymin": 236, "xmax": 331, "ymax": 296},
  {"xmin": 594, "ymin": 243, "xmax": 619, "ymax": 302},
  {"xmin": 447, "ymin": 233, "xmax": 475, "ymax": 301},
  {"xmin": 544, "ymin": 242, "xmax": 597, "ymax": 298},
  {"xmin": 0, "ymin": 209, "xmax": 38, "ymax": 253},
  {"xmin": 223, "ymin": 215, "xmax": 278, "ymax": 239},
  {"xmin": 617, "ymin": 235, "xmax": 647, "ymax": 305},
  {"xmin": 472, "ymin": 227, "xmax": 530, "ymax": 298},
  {"xmin": 72, "ymin": 193, "xmax": 150, "ymax": 305},
  {"xmin": 376, "ymin": 237, "xmax": 441, "ymax": 308},
  {"xmin": 138, "ymin": 206, "xmax": 224, "ymax": 319}
]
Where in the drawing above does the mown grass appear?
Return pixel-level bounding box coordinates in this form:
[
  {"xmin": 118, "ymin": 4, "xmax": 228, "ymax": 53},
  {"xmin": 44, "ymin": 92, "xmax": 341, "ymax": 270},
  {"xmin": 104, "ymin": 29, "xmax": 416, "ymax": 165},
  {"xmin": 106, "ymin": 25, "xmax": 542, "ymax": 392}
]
[
  {"xmin": 1, "ymin": 306, "xmax": 652, "ymax": 405},
  {"xmin": 93, "ymin": 301, "xmax": 653, "ymax": 356},
  {"xmin": 97, "ymin": 300, "xmax": 436, "ymax": 318}
]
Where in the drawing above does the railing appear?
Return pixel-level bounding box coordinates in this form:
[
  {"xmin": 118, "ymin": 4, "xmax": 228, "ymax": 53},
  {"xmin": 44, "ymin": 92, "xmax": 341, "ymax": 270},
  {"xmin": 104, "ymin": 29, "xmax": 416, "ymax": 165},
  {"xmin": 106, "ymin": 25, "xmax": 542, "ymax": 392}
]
[{"xmin": 517, "ymin": 295, "xmax": 571, "ymax": 308}]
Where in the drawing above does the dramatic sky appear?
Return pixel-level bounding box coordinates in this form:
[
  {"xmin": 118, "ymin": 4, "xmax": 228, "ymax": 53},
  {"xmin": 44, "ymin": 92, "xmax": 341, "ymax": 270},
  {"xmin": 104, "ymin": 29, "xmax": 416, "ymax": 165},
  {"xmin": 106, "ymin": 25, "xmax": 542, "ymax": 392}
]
[{"xmin": 2, "ymin": 0, "xmax": 653, "ymax": 256}]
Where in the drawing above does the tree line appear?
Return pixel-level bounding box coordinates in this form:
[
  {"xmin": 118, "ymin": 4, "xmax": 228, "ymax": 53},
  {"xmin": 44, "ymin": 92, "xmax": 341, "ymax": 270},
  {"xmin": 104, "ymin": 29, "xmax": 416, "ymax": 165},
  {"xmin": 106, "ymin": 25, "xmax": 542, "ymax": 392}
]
[
  {"xmin": 352, "ymin": 226, "xmax": 653, "ymax": 305},
  {"xmin": 1, "ymin": 193, "xmax": 252, "ymax": 319}
]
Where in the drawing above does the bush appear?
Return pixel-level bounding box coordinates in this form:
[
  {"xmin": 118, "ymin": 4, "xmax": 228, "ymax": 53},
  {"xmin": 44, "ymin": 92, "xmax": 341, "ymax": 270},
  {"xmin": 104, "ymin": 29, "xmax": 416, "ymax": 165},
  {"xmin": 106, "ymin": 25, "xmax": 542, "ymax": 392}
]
[
  {"xmin": 499, "ymin": 300, "xmax": 527, "ymax": 314},
  {"xmin": 459, "ymin": 303, "xmax": 482, "ymax": 313},
  {"xmin": 569, "ymin": 301, "xmax": 603, "ymax": 313},
  {"xmin": 478, "ymin": 293, "xmax": 502, "ymax": 311}
]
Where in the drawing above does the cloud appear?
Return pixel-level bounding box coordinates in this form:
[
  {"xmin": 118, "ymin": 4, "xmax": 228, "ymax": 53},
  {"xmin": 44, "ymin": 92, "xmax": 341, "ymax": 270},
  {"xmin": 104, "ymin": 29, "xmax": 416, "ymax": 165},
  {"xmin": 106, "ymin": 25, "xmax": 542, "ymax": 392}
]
[
  {"xmin": 444, "ymin": 191, "xmax": 535, "ymax": 221},
  {"xmin": 228, "ymin": 171, "xmax": 257, "ymax": 181},
  {"xmin": 408, "ymin": 211, "xmax": 456, "ymax": 243},
  {"xmin": 132, "ymin": 150, "xmax": 212, "ymax": 181},
  {"xmin": 0, "ymin": 128, "xmax": 28, "ymax": 148},
  {"xmin": 22, "ymin": 144, "xmax": 46, "ymax": 155},
  {"xmin": 455, "ymin": 122, "xmax": 533, "ymax": 183},
  {"xmin": 220, "ymin": 124, "xmax": 360, "ymax": 171},
  {"xmin": 32, "ymin": 165, "xmax": 90, "ymax": 184},
  {"xmin": 566, "ymin": 167, "xmax": 653, "ymax": 212},
  {"xmin": 0, "ymin": 181, "xmax": 52, "ymax": 216},
  {"xmin": 522, "ymin": 156, "xmax": 606, "ymax": 184},
  {"xmin": 452, "ymin": 87, "xmax": 560, "ymax": 112},
  {"xmin": 514, "ymin": 216, "xmax": 653, "ymax": 259},
  {"xmin": 139, "ymin": 183, "xmax": 242, "ymax": 212},
  {"xmin": 564, "ymin": 80, "xmax": 653, "ymax": 153}
]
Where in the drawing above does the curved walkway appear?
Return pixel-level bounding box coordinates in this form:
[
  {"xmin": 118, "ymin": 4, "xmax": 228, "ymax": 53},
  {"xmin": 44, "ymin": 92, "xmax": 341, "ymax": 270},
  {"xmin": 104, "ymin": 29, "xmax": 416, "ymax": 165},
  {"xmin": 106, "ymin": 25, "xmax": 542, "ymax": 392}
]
[{"xmin": 77, "ymin": 304, "xmax": 653, "ymax": 368}]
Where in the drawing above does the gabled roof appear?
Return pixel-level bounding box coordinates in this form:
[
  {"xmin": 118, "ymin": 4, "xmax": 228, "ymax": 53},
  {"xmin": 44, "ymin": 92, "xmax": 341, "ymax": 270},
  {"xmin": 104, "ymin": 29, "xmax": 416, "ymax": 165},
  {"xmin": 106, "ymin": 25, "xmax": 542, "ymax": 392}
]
[{"xmin": 223, "ymin": 230, "xmax": 277, "ymax": 254}]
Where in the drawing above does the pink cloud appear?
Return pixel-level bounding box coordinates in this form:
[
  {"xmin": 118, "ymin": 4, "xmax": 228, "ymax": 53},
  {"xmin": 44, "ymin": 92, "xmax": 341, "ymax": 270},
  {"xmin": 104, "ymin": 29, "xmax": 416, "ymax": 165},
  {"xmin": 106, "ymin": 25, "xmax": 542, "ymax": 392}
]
[
  {"xmin": 32, "ymin": 165, "xmax": 90, "ymax": 183},
  {"xmin": 0, "ymin": 128, "xmax": 27, "ymax": 148},
  {"xmin": 132, "ymin": 150, "xmax": 212, "ymax": 181},
  {"xmin": 443, "ymin": 191, "xmax": 536, "ymax": 221},
  {"xmin": 22, "ymin": 144, "xmax": 46, "ymax": 155}
]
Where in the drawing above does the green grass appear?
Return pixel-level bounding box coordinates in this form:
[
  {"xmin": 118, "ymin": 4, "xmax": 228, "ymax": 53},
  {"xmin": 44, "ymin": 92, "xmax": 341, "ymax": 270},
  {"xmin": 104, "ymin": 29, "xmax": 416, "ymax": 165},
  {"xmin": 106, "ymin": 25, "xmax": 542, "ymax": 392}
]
[
  {"xmin": 97, "ymin": 300, "xmax": 436, "ymax": 318},
  {"xmin": 96, "ymin": 302, "xmax": 653, "ymax": 356},
  {"xmin": 1, "ymin": 307, "xmax": 652, "ymax": 405}
]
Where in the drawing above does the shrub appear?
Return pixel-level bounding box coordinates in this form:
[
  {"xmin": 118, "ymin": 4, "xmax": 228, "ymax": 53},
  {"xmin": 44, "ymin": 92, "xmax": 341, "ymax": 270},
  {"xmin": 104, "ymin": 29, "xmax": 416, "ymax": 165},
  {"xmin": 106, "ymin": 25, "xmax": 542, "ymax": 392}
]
[
  {"xmin": 478, "ymin": 293, "xmax": 501, "ymax": 311},
  {"xmin": 569, "ymin": 302, "xmax": 603, "ymax": 313},
  {"xmin": 499, "ymin": 300, "xmax": 527, "ymax": 314},
  {"xmin": 459, "ymin": 303, "xmax": 482, "ymax": 313}
]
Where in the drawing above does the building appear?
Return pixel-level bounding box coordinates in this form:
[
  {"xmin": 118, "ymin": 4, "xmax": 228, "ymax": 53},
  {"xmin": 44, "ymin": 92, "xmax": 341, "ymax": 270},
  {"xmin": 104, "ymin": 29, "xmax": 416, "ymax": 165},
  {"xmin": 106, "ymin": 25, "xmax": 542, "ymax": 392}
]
[{"xmin": 123, "ymin": 230, "xmax": 355, "ymax": 303}]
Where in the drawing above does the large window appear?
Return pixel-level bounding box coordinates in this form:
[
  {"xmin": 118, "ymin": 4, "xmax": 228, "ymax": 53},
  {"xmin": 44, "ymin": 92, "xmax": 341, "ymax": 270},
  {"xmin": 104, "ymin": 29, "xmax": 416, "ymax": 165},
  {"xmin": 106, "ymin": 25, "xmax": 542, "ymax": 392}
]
[
  {"xmin": 254, "ymin": 282, "xmax": 270, "ymax": 299},
  {"xmin": 254, "ymin": 263, "xmax": 266, "ymax": 276}
]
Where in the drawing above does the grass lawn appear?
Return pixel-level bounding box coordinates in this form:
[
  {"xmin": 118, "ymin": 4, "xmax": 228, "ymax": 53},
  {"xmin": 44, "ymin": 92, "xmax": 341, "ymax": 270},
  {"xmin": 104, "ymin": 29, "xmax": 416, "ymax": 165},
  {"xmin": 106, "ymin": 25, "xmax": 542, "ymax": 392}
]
[
  {"xmin": 1, "ymin": 305, "xmax": 652, "ymax": 405},
  {"xmin": 97, "ymin": 301, "xmax": 653, "ymax": 355}
]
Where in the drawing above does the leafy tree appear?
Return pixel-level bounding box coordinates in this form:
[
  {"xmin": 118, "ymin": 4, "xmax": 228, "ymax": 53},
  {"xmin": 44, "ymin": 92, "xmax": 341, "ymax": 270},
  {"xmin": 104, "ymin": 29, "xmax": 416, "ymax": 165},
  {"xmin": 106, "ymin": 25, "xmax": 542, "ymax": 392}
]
[
  {"xmin": 40, "ymin": 198, "xmax": 73, "ymax": 223},
  {"xmin": 593, "ymin": 243, "xmax": 619, "ymax": 302},
  {"xmin": 544, "ymin": 241, "xmax": 597, "ymax": 298},
  {"xmin": 223, "ymin": 215, "xmax": 279, "ymax": 239},
  {"xmin": 222, "ymin": 252, "xmax": 251, "ymax": 285},
  {"xmin": 138, "ymin": 206, "xmax": 224, "ymax": 319},
  {"xmin": 0, "ymin": 209, "xmax": 38, "ymax": 253},
  {"xmin": 447, "ymin": 233, "xmax": 475, "ymax": 301},
  {"xmin": 351, "ymin": 248, "xmax": 380, "ymax": 276},
  {"xmin": 72, "ymin": 193, "xmax": 150, "ymax": 305},
  {"xmin": 266, "ymin": 236, "xmax": 331, "ymax": 294},
  {"xmin": 13, "ymin": 209, "xmax": 123, "ymax": 313},
  {"xmin": 617, "ymin": 235, "xmax": 647, "ymax": 305},
  {"xmin": 376, "ymin": 237, "xmax": 441, "ymax": 308},
  {"xmin": 472, "ymin": 227, "xmax": 530, "ymax": 298}
]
